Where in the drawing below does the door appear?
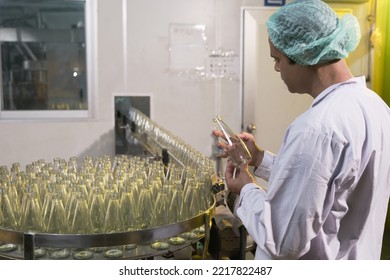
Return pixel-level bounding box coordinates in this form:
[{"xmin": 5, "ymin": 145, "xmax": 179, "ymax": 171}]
[{"xmin": 241, "ymin": 7, "xmax": 312, "ymax": 156}]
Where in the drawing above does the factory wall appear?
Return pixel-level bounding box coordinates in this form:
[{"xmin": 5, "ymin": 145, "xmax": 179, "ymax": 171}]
[
  {"xmin": 0, "ymin": 0, "xmax": 376, "ymax": 170},
  {"xmin": 0, "ymin": 0, "xmax": 260, "ymax": 168}
]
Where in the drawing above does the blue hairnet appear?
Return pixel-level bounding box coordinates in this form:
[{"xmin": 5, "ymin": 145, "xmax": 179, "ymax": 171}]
[{"xmin": 266, "ymin": 0, "xmax": 361, "ymax": 66}]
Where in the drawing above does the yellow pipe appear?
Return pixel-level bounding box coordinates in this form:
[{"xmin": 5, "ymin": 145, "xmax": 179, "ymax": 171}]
[{"xmin": 372, "ymin": 0, "xmax": 390, "ymax": 105}]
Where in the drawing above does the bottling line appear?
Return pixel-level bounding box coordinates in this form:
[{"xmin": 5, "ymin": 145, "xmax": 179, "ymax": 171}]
[{"xmin": 0, "ymin": 107, "xmax": 218, "ymax": 260}]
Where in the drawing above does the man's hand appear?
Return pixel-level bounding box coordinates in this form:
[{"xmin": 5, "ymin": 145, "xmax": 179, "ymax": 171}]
[
  {"xmin": 212, "ymin": 130, "xmax": 265, "ymax": 168},
  {"xmin": 225, "ymin": 159, "xmax": 256, "ymax": 194}
]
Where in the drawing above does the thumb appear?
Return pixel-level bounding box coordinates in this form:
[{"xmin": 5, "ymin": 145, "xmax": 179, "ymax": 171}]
[{"xmin": 225, "ymin": 160, "xmax": 236, "ymax": 180}]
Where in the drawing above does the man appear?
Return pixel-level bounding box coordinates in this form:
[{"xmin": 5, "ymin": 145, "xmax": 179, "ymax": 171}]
[{"xmin": 216, "ymin": 0, "xmax": 390, "ymax": 259}]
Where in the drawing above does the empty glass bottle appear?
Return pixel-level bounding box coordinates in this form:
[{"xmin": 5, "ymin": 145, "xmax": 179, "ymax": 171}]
[
  {"xmin": 46, "ymin": 193, "xmax": 68, "ymax": 234},
  {"xmin": 120, "ymin": 186, "xmax": 138, "ymax": 231},
  {"xmin": 153, "ymin": 186, "xmax": 170, "ymax": 226},
  {"xmin": 137, "ymin": 183, "xmax": 155, "ymax": 229},
  {"xmin": 20, "ymin": 187, "xmax": 43, "ymax": 232},
  {"xmin": 0, "ymin": 184, "xmax": 18, "ymax": 230},
  {"xmin": 70, "ymin": 193, "xmax": 92, "ymax": 234},
  {"xmin": 213, "ymin": 115, "xmax": 252, "ymax": 168},
  {"xmin": 104, "ymin": 192, "xmax": 123, "ymax": 233},
  {"xmin": 89, "ymin": 187, "xmax": 106, "ymax": 234}
]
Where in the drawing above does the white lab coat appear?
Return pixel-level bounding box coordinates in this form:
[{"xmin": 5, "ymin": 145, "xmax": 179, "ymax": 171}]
[{"xmin": 236, "ymin": 77, "xmax": 390, "ymax": 259}]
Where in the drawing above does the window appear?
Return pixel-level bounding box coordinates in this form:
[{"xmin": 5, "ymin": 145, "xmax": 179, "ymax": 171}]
[{"xmin": 0, "ymin": 0, "xmax": 92, "ymax": 119}]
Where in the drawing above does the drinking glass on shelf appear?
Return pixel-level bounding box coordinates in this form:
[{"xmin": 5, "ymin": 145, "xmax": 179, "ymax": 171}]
[{"xmin": 213, "ymin": 115, "xmax": 252, "ymax": 168}]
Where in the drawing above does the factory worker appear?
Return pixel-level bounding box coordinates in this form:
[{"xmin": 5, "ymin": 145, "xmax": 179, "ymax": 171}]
[{"xmin": 214, "ymin": 0, "xmax": 390, "ymax": 259}]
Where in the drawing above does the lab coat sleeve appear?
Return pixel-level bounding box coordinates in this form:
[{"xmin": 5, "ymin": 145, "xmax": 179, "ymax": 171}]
[
  {"xmin": 253, "ymin": 150, "xmax": 275, "ymax": 181},
  {"xmin": 236, "ymin": 127, "xmax": 342, "ymax": 259}
]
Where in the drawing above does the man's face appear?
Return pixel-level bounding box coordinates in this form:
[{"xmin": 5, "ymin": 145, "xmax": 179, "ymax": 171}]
[{"xmin": 268, "ymin": 39, "xmax": 311, "ymax": 94}]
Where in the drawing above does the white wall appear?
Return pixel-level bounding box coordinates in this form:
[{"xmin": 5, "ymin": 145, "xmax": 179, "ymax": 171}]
[{"xmin": 0, "ymin": 0, "xmax": 261, "ymax": 169}]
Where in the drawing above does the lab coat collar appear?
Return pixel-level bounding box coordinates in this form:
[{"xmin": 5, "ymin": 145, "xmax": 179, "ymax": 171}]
[{"xmin": 311, "ymin": 76, "xmax": 365, "ymax": 107}]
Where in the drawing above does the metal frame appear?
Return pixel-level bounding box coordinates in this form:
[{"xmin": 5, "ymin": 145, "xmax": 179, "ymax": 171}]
[{"xmin": 0, "ymin": 197, "xmax": 215, "ymax": 260}]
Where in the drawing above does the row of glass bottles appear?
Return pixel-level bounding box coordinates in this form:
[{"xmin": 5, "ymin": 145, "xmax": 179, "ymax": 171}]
[
  {"xmin": 0, "ymin": 154, "xmax": 214, "ymax": 235},
  {"xmin": 128, "ymin": 107, "xmax": 207, "ymax": 170}
]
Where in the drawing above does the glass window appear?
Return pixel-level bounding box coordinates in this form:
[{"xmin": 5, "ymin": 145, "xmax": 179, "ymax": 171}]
[{"xmin": 0, "ymin": 0, "xmax": 90, "ymax": 119}]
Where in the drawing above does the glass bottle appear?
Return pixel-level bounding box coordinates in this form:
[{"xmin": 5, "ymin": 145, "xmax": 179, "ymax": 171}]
[
  {"xmin": 137, "ymin": 183, "xmax": 155, "ymax": 229},
  {"xmin": 120, "ymin": 186, "xmax": 138, "ymax": 231},
  {"xmin": 213, "ymin": 115, "xmax": 252, "ymax": 168},
  {"xmin": 181, "ymin": 176, "xmax": 201, "ymax": 220},
  {"xmin": 153, "ymin": 185, "xmax": 170, "ymax": 226},
  {"xmin": 46, "ymin": 192, "xmax": 68, "ymax": 234},
  {"xmin": 120, "ymin": 185, "xmax": 138, "ymax": 251},
  {"xmin": 89, "ymin": 187, "xmax": 106, "ymax": 234},
  {"xmin": 20, "ymin": 187, "xmax": 43, "ymax": 232},
  {"xmin": 103, "ymin": 191, "xmax": 124, "ymax": 259},
  {"xmin": 70, "ymin": 193, "xmax": 94, "ymax": 260},
  {"xmin": 42, "ymin": 183, "xmax": 57, "ymax": 229},
  {"xmin": 64, "ymin": 186, "xmax": 78, "ymax": 223},
  {"xmin": 45, "ymin": 192, "xmax": 70, "ymax": 259},
  {"xmin": 0, "ymin": 184, "xmax": 18, "ymax": 230},
  {"xmin": 70, "ymin": 193, "xmax": 92, "ymax": 234},
  {"xmin": 103, "ymin": 191, "xmax": 123, "ymax": 233},
  {"xmin": 168, "ymin": 180, "xmax": 184, "ymax": 224}
]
